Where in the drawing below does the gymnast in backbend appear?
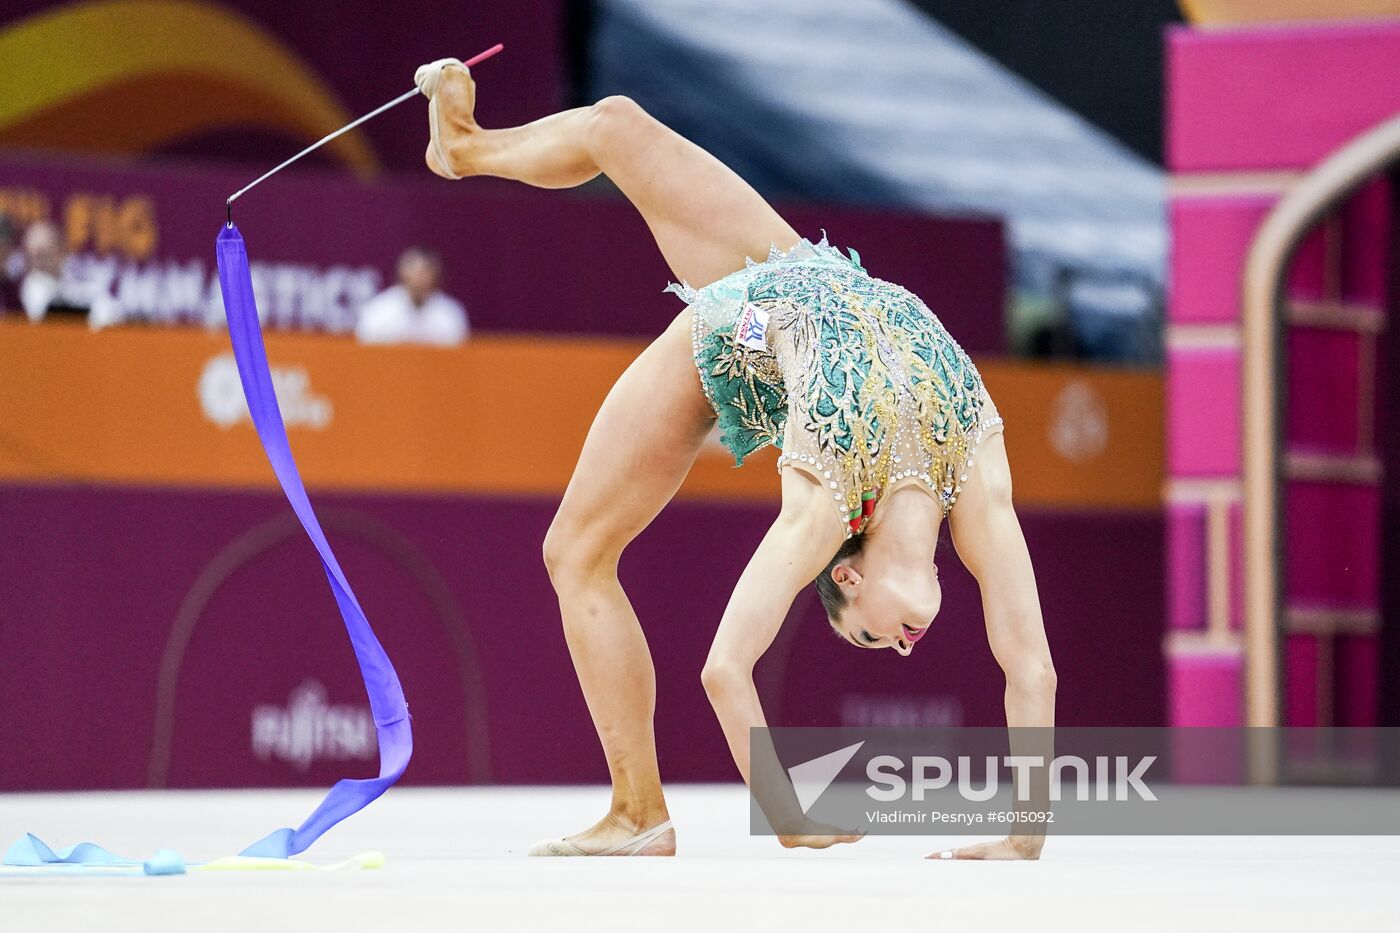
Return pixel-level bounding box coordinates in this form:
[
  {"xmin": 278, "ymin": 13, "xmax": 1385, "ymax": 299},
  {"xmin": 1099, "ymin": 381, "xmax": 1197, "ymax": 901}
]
[{"xmin": 415, "ymin": 57, "xmax": 1056, "ymax": 860}]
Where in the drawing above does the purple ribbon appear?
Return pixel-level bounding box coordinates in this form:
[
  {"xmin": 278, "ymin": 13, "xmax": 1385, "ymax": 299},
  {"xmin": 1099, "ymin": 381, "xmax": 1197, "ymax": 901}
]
[{"xmin": 216, "ymin": 223, "xmax": 411, "ymax": 857}]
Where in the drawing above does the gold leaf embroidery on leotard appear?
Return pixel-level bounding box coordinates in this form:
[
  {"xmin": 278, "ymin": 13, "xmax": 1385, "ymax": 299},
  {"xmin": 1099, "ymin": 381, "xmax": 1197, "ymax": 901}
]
[{"xmin": 675, "ymin": 237, "xmax": 1003, "ymax": 536}]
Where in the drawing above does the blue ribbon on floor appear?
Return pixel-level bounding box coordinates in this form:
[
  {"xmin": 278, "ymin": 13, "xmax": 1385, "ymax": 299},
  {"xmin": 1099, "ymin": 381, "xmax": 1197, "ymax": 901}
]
[
  {"xmin": 3, "ymin": 835, "xmax": 185, "ymax": 875},
  {"xmin": 4, "ymin": 224, "xmax": 412, "ymax": 875}
]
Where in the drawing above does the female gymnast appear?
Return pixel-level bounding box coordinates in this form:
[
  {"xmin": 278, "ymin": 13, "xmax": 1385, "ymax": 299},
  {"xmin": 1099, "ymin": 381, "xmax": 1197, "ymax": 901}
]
[{"xmin": 415, "ymin": 58, "xmax": 1056, "ymax": 861}]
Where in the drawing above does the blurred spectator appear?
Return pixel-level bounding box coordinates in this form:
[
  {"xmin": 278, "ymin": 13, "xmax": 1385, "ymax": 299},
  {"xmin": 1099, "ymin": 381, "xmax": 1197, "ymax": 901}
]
[
  {"xmin": 355, "ymin": 247, "xmax": 469, "ymax": 347},
  {"xmin": 20, "ymin": 221, "xmax": 68, "ymax": 320},
  {"xmin": 0, "ymin": 214, "xmax": 21, "ymax": 313},
  {"xmin": 18, "ymin": 221, "xmax": 122, "ymax": 327}
]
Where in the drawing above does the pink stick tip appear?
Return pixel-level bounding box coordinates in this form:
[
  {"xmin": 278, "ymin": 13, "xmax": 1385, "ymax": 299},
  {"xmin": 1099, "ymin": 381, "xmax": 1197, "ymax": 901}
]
[{"xmin": 464, "ymin": 43, "xmax": 505, "ymax": 68}]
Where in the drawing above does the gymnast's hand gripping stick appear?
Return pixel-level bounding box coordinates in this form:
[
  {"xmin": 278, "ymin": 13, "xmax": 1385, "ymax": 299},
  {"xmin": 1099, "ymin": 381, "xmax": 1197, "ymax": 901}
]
[{"xmin": 224, "ymin": 42, "xmax": 503, "ymax": 224}]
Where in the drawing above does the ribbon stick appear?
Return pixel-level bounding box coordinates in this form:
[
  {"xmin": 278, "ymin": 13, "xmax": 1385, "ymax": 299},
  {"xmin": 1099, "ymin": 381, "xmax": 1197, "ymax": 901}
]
[{"xmin": 215, "ymin": 224, "xmax": 412, "ymax": 857}]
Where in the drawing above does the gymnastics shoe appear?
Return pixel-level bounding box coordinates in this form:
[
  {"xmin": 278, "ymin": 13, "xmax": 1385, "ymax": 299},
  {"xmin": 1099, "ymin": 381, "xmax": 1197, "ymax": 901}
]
[
  {"xmin": 527, "ymin": 820, "xmax": 674, "ymax": 857},
  {"xmin": 415, "ymin": 57, "xmax": 469, "ymax": 180}
]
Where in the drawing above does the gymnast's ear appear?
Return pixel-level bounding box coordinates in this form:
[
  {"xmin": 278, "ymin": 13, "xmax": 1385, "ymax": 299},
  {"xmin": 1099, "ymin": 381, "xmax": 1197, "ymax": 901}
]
[
  {"xmin": 813, "ymin": 533, "xmax": 867, "ymax": 620},
  {"xmin": 830, "ymin": 564, "xmax": 861, "ymax": 586}
]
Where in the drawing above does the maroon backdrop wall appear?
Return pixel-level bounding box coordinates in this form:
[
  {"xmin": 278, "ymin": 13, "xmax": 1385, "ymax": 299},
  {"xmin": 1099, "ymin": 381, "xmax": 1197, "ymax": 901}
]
[
  {"xmin": 0, "ymin": 483, "xmax": 1163, "ymax": 790},
  {"xmin": 0, "ymin": 155, "xmax": 1007, "ymax": 347}
]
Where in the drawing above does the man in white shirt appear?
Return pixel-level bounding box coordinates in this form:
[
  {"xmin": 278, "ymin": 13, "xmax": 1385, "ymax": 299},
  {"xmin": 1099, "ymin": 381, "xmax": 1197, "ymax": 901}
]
[{"xmin": 355, "ymin": 246, "xmax": 469, "ymax": 346}]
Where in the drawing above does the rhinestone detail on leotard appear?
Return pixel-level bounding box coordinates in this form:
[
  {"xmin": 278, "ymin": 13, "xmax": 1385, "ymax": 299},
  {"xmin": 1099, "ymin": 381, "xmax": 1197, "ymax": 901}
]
[{"xmin": 669, "ymin": 236, "xmax": 1003, "ymax": 538}]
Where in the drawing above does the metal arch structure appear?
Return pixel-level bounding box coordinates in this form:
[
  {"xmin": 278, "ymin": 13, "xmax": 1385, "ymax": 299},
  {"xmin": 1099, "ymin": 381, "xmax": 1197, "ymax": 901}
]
[{"xmin": 1240, "ymin": 113, "xmax": 1400, "ymax": 729}]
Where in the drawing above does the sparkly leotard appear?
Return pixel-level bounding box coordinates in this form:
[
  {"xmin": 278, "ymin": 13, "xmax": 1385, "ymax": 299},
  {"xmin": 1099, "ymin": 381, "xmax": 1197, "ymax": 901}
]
[{"xmin": 668, "ymin": 236, "xmax": 1003, "ymax": 539}]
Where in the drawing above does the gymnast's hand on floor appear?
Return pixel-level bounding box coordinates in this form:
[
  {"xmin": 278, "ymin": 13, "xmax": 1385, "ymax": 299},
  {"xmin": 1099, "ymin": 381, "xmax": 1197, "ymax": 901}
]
[{"xmin": 927, "ymin": 835, "xmax": 1043, "ymax": 860}]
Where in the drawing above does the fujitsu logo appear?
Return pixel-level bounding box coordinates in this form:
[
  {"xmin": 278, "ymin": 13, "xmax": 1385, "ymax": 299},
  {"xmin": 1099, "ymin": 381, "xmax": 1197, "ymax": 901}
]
[{"xmin": 250, "ymin": 680, "xmax": 375, "ymax": 771}]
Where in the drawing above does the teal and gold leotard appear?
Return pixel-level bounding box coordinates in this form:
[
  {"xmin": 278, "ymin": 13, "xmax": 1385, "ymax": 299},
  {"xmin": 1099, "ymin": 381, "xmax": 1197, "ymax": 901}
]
[{"xmin": 667, "ymin": 236, "xmax": 1003, "ymax": 538}]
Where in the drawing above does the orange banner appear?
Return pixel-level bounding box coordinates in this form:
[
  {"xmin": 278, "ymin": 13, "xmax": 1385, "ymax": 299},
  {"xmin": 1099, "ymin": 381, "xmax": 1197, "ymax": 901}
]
[{"xmin": 0, "ymin": 321, "xmax": 1160, "ymax": 508}]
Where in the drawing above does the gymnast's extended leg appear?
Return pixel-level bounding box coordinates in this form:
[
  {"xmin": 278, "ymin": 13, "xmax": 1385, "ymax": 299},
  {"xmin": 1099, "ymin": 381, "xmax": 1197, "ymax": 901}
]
[{"xmin": 423, "ymin": 64, "xmax": 798, "ymax": 290}]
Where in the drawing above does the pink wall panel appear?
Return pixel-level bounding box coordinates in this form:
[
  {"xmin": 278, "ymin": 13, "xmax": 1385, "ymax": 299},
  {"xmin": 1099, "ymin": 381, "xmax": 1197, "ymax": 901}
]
[
  {"xmin": 1229, "ymin": 502, "xmax": 1244, "ymax": 631},
  {"xmin": 1286, "ymin": 327, "xmax": 1362, "ymax": 454},
  {"xmin": 1169, "ymin": 197, "xmax": 1273, "ymax": 322},
  {"xmin": 1168, "ymin": 504, "xmax": 1208, "ymax": 630},
  {"xmin": 1166, "ymin": 21, "xmax": 1397, "ymax": 733},
  {"xmin": 1168, "ymin": 22, "xmax": 1400, "ymax": 172},
  {"xmin": 1335, "ymin": 634, "xmax": 1379, "ymax": 727},
  {"xmin": 1285, "ymin": 633, "xmax": 1320, "ymax": 727},
  {"xmin": 1168, "ymin": 729, "xmax": 1247, "ymax": 785},
  {"xmin": 1285, "ymin": 223, "xmax": 1329, "ymax": 303},
  {"xmin": 1168, "ymin": 349, "xmax": 1241, "ymax": 476},
  {"xmin": 1342, "ymin": 176, "xmax": 1393, "ymax": 307},
  {"xmin": 1283, "ymin": 179, "xmax": 1391, "ymax": 306},
  {"xmin": 1169, "ymin": 655, "xmax": 1243, "ymax": 726},
  {"xmin": 1285, "ymin": 481, "xmax": 1381, "ymax": 608}
]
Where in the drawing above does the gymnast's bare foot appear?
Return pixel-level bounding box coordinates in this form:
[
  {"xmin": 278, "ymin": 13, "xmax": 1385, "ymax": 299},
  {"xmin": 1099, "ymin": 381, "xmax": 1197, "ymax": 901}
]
[
  {"xmin": 529, "ymin": 812, "xmax": 676, "ymax": 857},
  {"xmin": 420, "ymin": 62, "xmax": 480, "ymax": 180}
]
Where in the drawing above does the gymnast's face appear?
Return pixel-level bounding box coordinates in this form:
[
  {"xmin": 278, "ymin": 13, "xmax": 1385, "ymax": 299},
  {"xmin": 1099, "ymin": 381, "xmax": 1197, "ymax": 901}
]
[{"xmin": 829, "ymin": 557, "xmax": 940, "ymax": 656}]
